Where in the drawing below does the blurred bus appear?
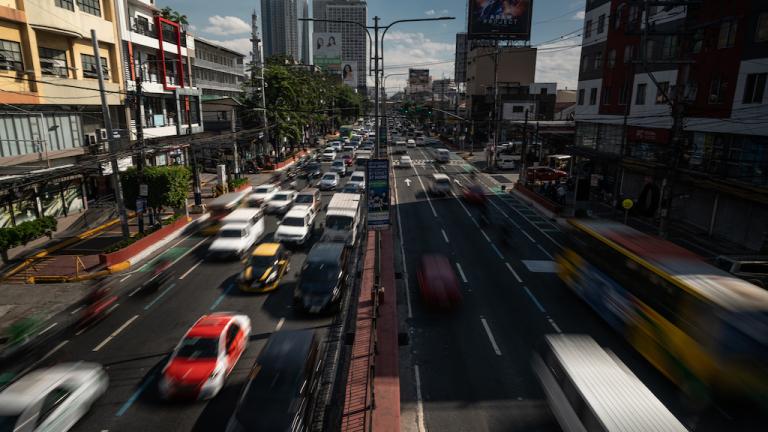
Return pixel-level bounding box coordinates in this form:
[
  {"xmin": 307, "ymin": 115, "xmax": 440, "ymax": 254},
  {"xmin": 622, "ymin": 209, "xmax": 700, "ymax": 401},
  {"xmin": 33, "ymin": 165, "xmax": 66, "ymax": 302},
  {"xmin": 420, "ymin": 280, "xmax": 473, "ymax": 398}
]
[
  {"xmin": 556, "ymin": 220, "xmax": 768, "ymax": 405},
  {"xmin": 533, "ymin": 334, "xmax": 687, "ymax": 432}
]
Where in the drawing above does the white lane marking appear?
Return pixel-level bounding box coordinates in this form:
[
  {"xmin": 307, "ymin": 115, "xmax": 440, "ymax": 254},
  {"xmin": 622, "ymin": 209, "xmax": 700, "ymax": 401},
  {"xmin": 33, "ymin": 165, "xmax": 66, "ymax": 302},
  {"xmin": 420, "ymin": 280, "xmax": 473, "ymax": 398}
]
[
  {"xmin": 523, "ymin": 286, "xmax": 546, "ymax": 314},
  {"xmin": 480, "ymin": 317, "xmax": 502, "ymax": 356},
  {"xmin": 70, "ymin": 306, "xmax": 83, "ymax": 315},
  {"xmin": 392, "ymin": 163, "xmax": 414, "ymax": 319},
  {"xmin": 37, "ymin": 322, "xmax": 58, "ymax": 336},
  {"xmin": 129, "ymin": 236, "xmax": 208, "ymax": 297},
  {"xmin": 548, "ymin": 318, "xmax": 563, "ymax": 333},
  {"xmin": 505, "ymin": 262, "xmax": 523, "ymax": 283},
  {"xmin": 178, "ymin": 259, "xmax": 203, "ymax": 280},
  {"xmin": 411, "ymin": 164, "xmax": 438, "ymax": 217},
  {"xmin": 455, "ymin": 262, "xmax": 468, "ymax": 283},
  {"xmin": 451, "ymin": 191, "xmax": 475, "ymax": 218},
  {"xmin": 441, "ymin": 229, "xmax": 449, "ymax": 243},
  {"xmin": 490, "ymin": 243, "xmax": 504, "ymax": 259},
  {"xmin": 93, "ymin": 315, "xmax": 140, "ymax": 352},
  {"xmin": 498, "ymin": 194, "xmax": 564, "ymax": 249},
  {"xmin": 414, "ymin": 365, "xmax": 427, "ymax": 432},
  {"xmin": 480, "ymin": 229, "xmax": 491, "ymax": 242},
  {"xmin": 537, "ymin": 244, "xmax": 554, "ymax": 259},
  {"xmin": 128, "ymin": 284, "xmax": 144, "ymax": 297},
  {"xmin": 275, "ymin": 317, "xmax": 285, "ymax": 331},
  {"xmin": 119, "ymin": 274, "xmax": 132, "ymax": 283}
]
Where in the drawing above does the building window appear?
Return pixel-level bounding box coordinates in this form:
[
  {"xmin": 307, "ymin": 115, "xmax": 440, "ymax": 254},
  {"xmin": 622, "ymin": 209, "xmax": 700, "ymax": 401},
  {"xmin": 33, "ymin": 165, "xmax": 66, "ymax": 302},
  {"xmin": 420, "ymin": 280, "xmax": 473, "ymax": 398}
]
[
  {"xmin": 624, "ymin": 44, "xmax": 634, "ymax": 63},
  {"xmin": 585, "ymin": 20, "xmax": 592, "ymax": 38},
  {"xmin": 614, "ymin": 4, "xmax": 625, "ymax": 30},
  {"xmin": 756, "ymin": 13, "xmax": 768, "ymax": 42},
  {"xmin": 55, "ymin": 0, "xmax": 74, "ymax": 11},
  {"xmin": 540, "ymin": 87, "xmax": 548, "ymax": 95},
  {"xmin": 594, "ymin": 53, "xmax": 602, "ymax": 70},
  {"xmin": 655, "ymin": 81, "xmax": 669, "ymax": 104},
  {"xmin": 77, "ymin": 0, "xmax": 101, "ymax": 17},
  {"xmin": 618, "ymin": 82, "xmax": 629, "ymax": 105},
  {"xmin": 692, "ymin": 30, "xmax": 704, "ymax": 54},
  {"xmin": 39, "ymin": 47, "xmax": 69, "ymax": 77},
  {"xmin": 645, "ymin": 40, "xmax": 655, "ymax": 60},
  {"xmin": 602, "ymin": 86, "xmax": 611, "ymax": 104},
  {"xmin": 589, "ymin": 88, "xmax": 598, "ymax": 105},
  {"xmin": 0, "ymin": 39, "xmax": 23, "ymax": 72},
  {"xmin": 581, "ymin": 56, "xmax": 589, "ymax": 72},
  {"xmin": 662, "ymin": 35, "xmax": 678, "ymax": 58},
  {"xmin": 636, "ymin": 83, "xmax": 647, "ymax": 105},
  {"xmin": 607, "ymin": 49, "xmax": 616, "ymax": 68},
  {"xmin": 718, "ymin": 20, "xmax": 737, "ymax": 49},
  {"xmin": 709, "ymin": 75, "xmax": 724, "ymax": 103},
  {"xmin": 578, "ymin": 89, "xmax": 585, "ymax": 105},
  {"xmin": 81, "ymin": 53, "xmax": 108, "ymax": 79},
  {"xmin": 597, "ymin": 14, "xmax": 606, "ymax": 34},
  {"xmin": 742, "ymin": 73, "xmax": 766, "ymax": 104}
]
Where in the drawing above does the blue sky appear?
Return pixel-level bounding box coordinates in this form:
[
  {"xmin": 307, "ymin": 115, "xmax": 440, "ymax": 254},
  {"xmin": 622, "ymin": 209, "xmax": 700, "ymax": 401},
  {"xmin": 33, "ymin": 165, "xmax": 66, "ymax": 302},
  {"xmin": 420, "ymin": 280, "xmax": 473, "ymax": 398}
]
[{"xmin": 163, "ymin": 0, "xmax": 586, "ymax": 90}]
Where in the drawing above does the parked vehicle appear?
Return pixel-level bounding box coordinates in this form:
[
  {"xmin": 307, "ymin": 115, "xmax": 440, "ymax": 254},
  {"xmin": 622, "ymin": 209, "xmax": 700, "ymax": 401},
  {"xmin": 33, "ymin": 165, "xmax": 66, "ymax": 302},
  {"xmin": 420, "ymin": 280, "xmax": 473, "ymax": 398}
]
[
  {"xmin": 318, "ymin": 172, "xmax": 340, "ymax": 191},
  {"xmin": 322, "ymin": 193, "xmax": 361, "ymax": 246},
  {"xmin": 238, "ymin": 243, "xmax": 290, "ymax": 292},
  {"xmin": 226, "ymin": 330, "xmax": 322, "ymax": 432},
  {"xmin": 160, "ymin": 313, "xmax": 251, "ymax": 399},
  {"xmin": 208, "ymin": 222, "xmax": 262, "ymax": 259},
  {"xmin": 496, "ymin": 154, "xmax": 520, "ymax": 170},
  {"xmin": 0, "ymin": 363, "xmax": 108, "ymax": 432},
  {"xmin": 294, "ymin": 242, "xmax": 350, "ymax": 314},
  {"xmin": 526, "ymin": 166, "xmax": 568, "ymax": 182}
]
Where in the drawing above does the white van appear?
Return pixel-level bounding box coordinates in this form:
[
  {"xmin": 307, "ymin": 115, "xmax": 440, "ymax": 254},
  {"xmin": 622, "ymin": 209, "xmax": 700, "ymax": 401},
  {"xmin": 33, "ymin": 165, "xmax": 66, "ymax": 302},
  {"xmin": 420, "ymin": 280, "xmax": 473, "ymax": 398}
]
[
  {"xmin": 435, "ymin": 148, "xmax": 450, "ymax": 163},
  {"xmin": 497, "ymin": 154, "xmax": 520, "ymax": 170},
  {"xmin": 322, "ymin": 193, "xmax": 362, "ymax": 246},
  {"xmin": 274, "ymin": 207, "xmax": 316, "ymax": 246},
  {"xmin": 208, "ymin": 222, "xmax": 261, "ymax": 259},
  {"xmin": 221, "ymin": 208, "xmax": 265, "ymax": 239}
]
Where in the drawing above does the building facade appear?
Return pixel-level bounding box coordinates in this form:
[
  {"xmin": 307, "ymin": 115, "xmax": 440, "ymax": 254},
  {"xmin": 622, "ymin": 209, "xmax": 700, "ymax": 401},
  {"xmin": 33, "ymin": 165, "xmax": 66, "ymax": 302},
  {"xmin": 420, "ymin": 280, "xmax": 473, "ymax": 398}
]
[
  {"xmin": 261, "ymin": 0, "xmax": 299, "ymax": 61},
  {"xmin": 192, "ymin": 38, "xmax": 246, "ymax": 98},
  {"xmin": 313, "ymin": 0, "xmax": 367, "ymax": 92},
  {"xmin": 298, "ymin": 0, "xmax": 310, "ymax": 65},
  {"xmin": 454, "ymin": 33, "xmax": 467, "ymax": 83},
  {"xmin": 574, "ymin": 0, "xmax": 768, "ymax": 251}
]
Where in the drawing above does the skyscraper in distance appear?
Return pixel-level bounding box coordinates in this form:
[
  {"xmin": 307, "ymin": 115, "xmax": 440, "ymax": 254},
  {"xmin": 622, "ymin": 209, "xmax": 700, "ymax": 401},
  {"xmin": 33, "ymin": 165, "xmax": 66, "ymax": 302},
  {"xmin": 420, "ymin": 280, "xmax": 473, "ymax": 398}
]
[
  {"xmin": 298, "ymin": 0, "xmax": 311, "ymax": 64},
  {"xmin": 313, "ymin": 0, "xmax": 367, "ymax": 92},
  {"xmin": 261, "ymin": 0, "xmax": 299, "ymax": 61}
]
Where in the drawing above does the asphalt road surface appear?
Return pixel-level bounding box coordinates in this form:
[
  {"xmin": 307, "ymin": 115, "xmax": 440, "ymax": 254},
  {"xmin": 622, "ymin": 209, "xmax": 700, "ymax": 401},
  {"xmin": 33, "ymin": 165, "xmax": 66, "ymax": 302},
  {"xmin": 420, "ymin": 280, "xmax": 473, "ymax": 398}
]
[
  {"xmin": 8, "ymin": 157, "xmax": 358, "ymax": 432},
  {"xmin": 393, "ymin": 135, "xmax": 764, "ymax": 432}
]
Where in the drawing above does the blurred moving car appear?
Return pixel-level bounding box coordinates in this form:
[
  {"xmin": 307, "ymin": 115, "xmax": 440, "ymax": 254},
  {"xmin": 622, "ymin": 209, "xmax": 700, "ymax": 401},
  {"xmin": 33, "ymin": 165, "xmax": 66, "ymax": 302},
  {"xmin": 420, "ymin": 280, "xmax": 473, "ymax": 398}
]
[
  {"xmin": 160, "ymin": 313, "xmax": 251, "ymax": 400},
  {"xmin": 398, "ymin": 155, "xmax": 413, "ymax": 168},
  {"xmin": 406, "ymin": 139, "xmax": 416, "ymax": 148},
  {"xmin": 342, "ymin": 154, "xmax": 353, "ymax": 166},
  {"xmin": 226, "ymin": 330, "xmax": 322, "ymax": 432},
  {"xmin": 208, "ymin": 222, "xmax": 262, "ymax": 260},
  {"xmin": 331, "ymin": 159, "xmax": 347, "ymax": 177},
  {"xmin": 347, "ymin": 171, "xmax": 366, "ymax": 192},
  {"xmin": 294, "ymin": 242, "xmax": 349, "ymax": 314},
  {"xmin": 321, "ymin": 148, "xmax": 336, "ymax": 161},
  {"xmin": 238, "ymin": 243, "xmax": 290, "ymax": 292},
  {"xmin": 248, "ymin": 183, "xmax": 280, "ymax": 207},
  {"xmin": 435, "ymin": 148, "xmax": 450, "ymax": 163},
  {"xmin": 0, "ymin": 362, "xmax": 108, "ymax": 432},
  {"xmin": 265, "ymin": 190, "xmax": 297, "ymax": 215},
  {"xmin": 429, "ymin": 173, "xmax": 452, "ymax": 196},
  {"xmin": 416, "ymin": 254, "xmax": 462, "ymax": 310},
  {"xmin": 318, "ymin": 172, "xmax": 340, "ymax": 191},
  {"xmin": 526, "ymin": 166, "xmax": 568, "ymax": 182},
  {"xmin": 462, "ymin": 184, "xmax": 487, "ymax": 205},
  {"xmin": 292, "ymin": 188, "xmax": 321, "ymax": 214},
  {"xmin": 275, "ymin": 207, "xmax": 316, "ymax": 246}
]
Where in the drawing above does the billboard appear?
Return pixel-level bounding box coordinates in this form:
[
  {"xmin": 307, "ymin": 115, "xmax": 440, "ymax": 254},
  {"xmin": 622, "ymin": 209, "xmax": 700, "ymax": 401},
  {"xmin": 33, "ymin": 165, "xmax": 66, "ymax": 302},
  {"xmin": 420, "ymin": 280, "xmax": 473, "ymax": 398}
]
[
  {"xmin": 408, "ymin": 69, "xmax": 430, "ymax": 86},
  {"xmin": 468, "ymin": 0, "xmax": 533, "ymax": 40},
  {"xmin": 313, "ymin": 32, "xmax": 341, "ymax": 72},
  {"xmin": 366, "ymin": 159, "xmax": 390, "ymax": 230},
  {"xmin": 341, "ymin": 61, "xmax": 357, "ymax": 87}
]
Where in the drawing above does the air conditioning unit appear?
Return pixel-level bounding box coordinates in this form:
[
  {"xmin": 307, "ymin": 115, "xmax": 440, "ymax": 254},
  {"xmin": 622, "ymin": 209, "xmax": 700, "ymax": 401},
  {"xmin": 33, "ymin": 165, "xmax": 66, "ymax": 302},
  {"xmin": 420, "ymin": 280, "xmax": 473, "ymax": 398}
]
[
  {"xmin": 98, "ymin": 128, "xmax": 108, "ymax": 141},
  {"xmin": 85, "ymin": 132, "xmax": 98, "ymax": 146}
]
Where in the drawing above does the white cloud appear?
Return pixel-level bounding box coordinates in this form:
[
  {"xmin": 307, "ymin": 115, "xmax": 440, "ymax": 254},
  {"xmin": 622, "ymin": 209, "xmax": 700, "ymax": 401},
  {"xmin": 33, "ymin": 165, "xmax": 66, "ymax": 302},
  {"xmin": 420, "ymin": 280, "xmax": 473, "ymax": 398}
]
[
  {"xmin": 203, "ymin": 15, "xmax": 251, "ymax": 36},
  {"xmin": 440, "ymin": 9, "xmax": 449, "ymax": 14},
  {"xmin": 535, "ymin": 40, "xmax": 582, "ymax": 90},
  {"xmin": 425, "ymin": 9, "xmax": 436, "ymax": 16},
  {"xmin": 573, "ymin": 11, "xmax": 585, "ymax": 20},
  {"xmin": 205, "ymin": 38, "xmax": 251, "ymax": 56},
  {"xmin": 377, "ymin": 31, "xmax": 455, "ymax": 92}
]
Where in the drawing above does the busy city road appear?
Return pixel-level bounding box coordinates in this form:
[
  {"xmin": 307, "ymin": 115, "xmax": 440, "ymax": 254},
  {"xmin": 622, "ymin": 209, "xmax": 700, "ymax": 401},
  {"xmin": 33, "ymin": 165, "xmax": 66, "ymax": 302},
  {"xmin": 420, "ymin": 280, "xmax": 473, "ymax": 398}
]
[
  {"xmin": 392, "ymin": 136, "xmax": 765, "ymax": 432},
  {"xmin": 5, "ymin": 161, "xmax": 359, "ymax": 432}
]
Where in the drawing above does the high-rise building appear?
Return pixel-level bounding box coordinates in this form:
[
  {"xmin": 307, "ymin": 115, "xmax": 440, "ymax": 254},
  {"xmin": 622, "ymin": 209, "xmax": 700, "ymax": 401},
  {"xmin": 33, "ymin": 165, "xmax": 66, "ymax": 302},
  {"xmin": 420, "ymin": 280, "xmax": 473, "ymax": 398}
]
[
  {"xmin": 261, "ymin": 0, "xmax": 299, "ymax": 61},
  {"xmin": 573, "ymin": 0, "xmax": 768, "ymax": 251},
  {"xmin": 298, "ymin": 0, "xmax": 311, "ymax": 64},
  {"xmin": 455, "ymin": 33, "xmax": 468, "ymax": 83},
  {"xmin": 313, "ymin": 0, "xmax": 367, "ymax": 92}
]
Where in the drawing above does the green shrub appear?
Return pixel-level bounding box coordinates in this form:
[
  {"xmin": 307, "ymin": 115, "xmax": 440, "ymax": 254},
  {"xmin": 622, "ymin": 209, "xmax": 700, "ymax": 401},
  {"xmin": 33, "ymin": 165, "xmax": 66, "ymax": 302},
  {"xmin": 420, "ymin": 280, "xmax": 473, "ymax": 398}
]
[
  {"xmin": 228, "ymin": 177, "xmax": 250, "ymax": 190},
  {"xmin": 0, "ymin": 216, "xmax": 59, "ymax": 253}
]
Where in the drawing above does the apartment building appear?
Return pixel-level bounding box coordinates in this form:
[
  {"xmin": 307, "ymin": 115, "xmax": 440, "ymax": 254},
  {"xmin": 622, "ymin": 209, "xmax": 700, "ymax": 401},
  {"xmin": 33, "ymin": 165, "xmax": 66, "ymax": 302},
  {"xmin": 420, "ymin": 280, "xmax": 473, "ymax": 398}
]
[
  {"xmin": 574, "ymin": 0, "xmax": 768, "ymax": 251},
  {"xmin": 0, "ymin": 0, "xmax": 127, "ymax": 226},
  {"xmin": 192, "ymin": 38, "xmax": 246, "ymax": 99}
]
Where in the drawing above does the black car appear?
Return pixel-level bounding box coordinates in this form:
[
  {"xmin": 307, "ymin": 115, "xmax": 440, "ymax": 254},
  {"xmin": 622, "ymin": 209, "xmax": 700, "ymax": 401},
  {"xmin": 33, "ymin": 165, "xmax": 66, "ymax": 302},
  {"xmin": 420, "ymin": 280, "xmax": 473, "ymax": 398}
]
[
  {"xmin": 294, "ymin": 242, "xmax": 349, "ymax": 314},
  {"xmin": 226, "ymin": 330, "xmax": 322, "ymax": 432}
]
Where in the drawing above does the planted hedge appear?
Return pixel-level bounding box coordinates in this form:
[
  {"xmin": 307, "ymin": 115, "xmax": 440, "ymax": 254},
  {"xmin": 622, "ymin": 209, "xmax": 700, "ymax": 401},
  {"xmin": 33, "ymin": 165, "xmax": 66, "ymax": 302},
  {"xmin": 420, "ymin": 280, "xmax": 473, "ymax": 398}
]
[
  {"xmin": 0, "ymin": 216, "xmax": 58, "ymax": 255},
  {"xmin": 228, "ymin": 177, "xmax": 250, "ymax": 191}
]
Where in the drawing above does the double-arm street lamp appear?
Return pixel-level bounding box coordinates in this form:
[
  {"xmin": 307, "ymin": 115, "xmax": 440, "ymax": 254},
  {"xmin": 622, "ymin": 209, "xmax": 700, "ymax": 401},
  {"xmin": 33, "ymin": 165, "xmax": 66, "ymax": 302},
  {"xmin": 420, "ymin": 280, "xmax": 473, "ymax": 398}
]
[{"xmin": 299, "ymin": 15, "xmax": 454, "ymax": 157}]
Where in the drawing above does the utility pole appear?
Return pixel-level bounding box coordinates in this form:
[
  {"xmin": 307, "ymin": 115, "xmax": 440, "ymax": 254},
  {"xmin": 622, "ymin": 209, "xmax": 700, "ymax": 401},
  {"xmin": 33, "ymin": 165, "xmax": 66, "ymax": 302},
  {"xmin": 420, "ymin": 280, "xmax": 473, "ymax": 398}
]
[
  {"xmin": 91, "ymin": 29, "xmax": 129, "ymax": 237},
  {"xmin": 520, "ymin": 108, "xmax": 529, "ymax": 183},
  {"xmin": 373, "ymin": 16, "xmax": 381, "ymax": 158},
  {"xmin": 135, "ymin": 52, "xmax": 146, "ymax": 234},
  {"xmin": 491, "ymin": 43, "xmax": 501, "ymax": 171}
]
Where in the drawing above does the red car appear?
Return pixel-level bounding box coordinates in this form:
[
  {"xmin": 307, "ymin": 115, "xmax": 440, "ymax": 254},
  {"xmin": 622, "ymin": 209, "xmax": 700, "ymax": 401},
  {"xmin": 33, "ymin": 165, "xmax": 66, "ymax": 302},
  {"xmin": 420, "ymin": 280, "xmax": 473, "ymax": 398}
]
[
  {"xmin": 416, "ymin": 254, "xmax": 462, "ymax": 310},
  {"xmin": 526, "ymin": 166, "xmax": 568, "ymax": 182},
  {"xmin": 159, "ymin": 312, "xmax": 251, "ymax": 400},
  {"xmin": 342, "ymin": 154, "xmax": 353, "ymax": 166},
  {"xmin": 462, "ymin": 184, "xmax": 487, "ymax": 205}
]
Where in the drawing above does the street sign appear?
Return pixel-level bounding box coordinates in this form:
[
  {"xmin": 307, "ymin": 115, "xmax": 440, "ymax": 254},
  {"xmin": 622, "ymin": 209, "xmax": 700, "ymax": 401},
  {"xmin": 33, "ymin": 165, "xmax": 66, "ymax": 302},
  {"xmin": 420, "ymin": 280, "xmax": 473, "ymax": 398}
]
[
  {"xmin": 139, "ymin": 183, "xmax": 148, "ymax": 197},
  {"xmin": 136, "ymin": 198, "xmax": 146, "ymax": 213},
  {"xmin": 366, "ymin": 159, "xmax": 390, "ymax": 230},
  {"xmin": 622, "ymin": 199, "xmax": 634, "ymax": 210}
]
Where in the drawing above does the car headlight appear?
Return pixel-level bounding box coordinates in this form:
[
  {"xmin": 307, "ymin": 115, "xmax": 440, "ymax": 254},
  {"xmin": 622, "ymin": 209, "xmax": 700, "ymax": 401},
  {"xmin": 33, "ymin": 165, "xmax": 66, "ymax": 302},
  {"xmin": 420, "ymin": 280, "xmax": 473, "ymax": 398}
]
[{"xmin": 266, "ymin": 272, "xmax": 277, "ymax": 282}]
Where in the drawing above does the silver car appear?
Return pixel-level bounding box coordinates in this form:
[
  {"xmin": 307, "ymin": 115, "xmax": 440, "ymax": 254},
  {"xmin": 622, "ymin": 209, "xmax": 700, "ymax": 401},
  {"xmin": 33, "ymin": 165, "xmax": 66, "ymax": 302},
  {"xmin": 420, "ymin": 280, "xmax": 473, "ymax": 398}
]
[
  {"xmin": 0, "ymin": 362, "xmax": 108, "ymax": 432},
  {"xmin": 318, "ymin": 172, "xmax": 340, "ymax": 190}
]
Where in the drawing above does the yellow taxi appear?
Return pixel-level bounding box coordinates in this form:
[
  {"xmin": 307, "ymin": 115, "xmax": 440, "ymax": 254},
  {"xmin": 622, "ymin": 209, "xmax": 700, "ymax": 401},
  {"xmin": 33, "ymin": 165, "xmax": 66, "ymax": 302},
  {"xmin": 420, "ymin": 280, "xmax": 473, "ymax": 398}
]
[{"xmin": 237, "ymin": 243, "xmax": 290, "ymax": 293}]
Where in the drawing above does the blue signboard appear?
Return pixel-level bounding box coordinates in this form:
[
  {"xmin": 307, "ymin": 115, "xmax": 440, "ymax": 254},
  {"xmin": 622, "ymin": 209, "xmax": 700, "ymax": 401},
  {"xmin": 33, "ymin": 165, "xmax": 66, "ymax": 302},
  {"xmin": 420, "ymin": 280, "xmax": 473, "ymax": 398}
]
[{"xmin": 366, "ymin": 159, "xmax": 390, "ymax": 229}]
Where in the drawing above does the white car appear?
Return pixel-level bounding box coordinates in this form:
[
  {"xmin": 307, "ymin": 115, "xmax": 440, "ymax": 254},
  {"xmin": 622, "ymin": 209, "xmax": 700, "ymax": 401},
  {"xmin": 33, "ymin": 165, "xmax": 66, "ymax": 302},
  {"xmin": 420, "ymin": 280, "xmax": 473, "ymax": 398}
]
[
  {"xmin": 265, "ymin": 190, "xmax": 297, "ymax": 214},
  {"xmin": 248, "ymin": 183, "xmax": 280, "ymax": 206},
  {"xmin": 274, "ymin": 207, "xmax": 316, "ymax": 245},
  {"xmin": 330, "ymin": 141, "xmax": 343, "ymax": 151},
  {"xmin": 347, "ymin": 171, "xmax": 366, "ymax": 191},
  {"xmin": 331, "ymin": 159, "xmax": 347, "ymax": 177},
  {"xmin": 322, "ymin": 148, "xmax": 337, "ymax": 161},
  {"xmin": 406, "ymin": 139, "xmax": 416, "ymax": 148},
  {"xmin": 319, "ymin": 172, "xmax": 340, "ymax": 190},
  {"xmin": 416, "ymin": 136, "xmax": 425, "ymax": 146},
  {"xmin": 208, "ymin": 222, "xmax": 262, "ymax": 259},
  {"xmin": 398, "ymin": 155, "xmax": 413, "ymax": 168},
  {"xmin": 0, "ymin": 362, "xmax": 108, "ymax": 432}
]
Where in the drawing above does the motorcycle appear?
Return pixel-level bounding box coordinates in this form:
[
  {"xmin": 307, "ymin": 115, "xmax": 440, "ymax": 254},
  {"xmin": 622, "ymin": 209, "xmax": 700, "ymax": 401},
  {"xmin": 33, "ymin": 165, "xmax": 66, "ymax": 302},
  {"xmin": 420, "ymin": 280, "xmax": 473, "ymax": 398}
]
[{"xmin": 77, "ymin": 284, "xmax": 118, "ymax": 330}]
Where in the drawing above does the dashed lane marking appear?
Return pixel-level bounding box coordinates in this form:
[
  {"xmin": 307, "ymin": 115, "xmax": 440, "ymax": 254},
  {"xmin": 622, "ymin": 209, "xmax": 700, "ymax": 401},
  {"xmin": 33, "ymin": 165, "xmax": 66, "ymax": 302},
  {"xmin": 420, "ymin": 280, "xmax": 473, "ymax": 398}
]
[
  {"xmin": 480, "ymin": 317, "xmax": 502, "ymax": 356},
  {"xmin": 505, "ymin": 262, "xmax": 523, "ymax": 283},
  {"xmin": 455, "ymin": 262, "xmax": 468, "ymax": 283},
  {"xmin": 93, "ymin": 315, "xmax": 140, "ymax": 352}
]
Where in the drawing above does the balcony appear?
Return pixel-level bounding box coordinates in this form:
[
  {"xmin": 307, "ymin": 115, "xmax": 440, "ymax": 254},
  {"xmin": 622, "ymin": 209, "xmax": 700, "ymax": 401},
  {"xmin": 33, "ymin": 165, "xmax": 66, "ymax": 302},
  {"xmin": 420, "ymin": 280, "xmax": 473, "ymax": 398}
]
[
  {"xmin": 194, "ymin": 78, "xmax": 241, "ymax": 92},
  {"xmin": 193, "ymin": 58, "xmax": 245, "ymax": 76}
]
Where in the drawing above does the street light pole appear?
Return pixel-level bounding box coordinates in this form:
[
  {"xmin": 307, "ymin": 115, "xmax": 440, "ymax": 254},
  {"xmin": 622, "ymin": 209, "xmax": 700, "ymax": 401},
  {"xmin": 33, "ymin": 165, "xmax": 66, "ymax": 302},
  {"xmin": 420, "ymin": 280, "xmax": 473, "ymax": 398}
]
[{"xmin": 373, "ymin": 17, "xmax": 381, "ymax": 158}]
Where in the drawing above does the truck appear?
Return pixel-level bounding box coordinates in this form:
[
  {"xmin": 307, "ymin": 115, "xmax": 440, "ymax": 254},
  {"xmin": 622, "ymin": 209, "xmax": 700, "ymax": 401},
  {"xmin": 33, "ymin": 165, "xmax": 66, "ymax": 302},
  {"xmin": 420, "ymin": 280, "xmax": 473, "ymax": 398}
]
[{"xmin": 321, "ymin": 193, "xmax": 362, "ymax": 246}]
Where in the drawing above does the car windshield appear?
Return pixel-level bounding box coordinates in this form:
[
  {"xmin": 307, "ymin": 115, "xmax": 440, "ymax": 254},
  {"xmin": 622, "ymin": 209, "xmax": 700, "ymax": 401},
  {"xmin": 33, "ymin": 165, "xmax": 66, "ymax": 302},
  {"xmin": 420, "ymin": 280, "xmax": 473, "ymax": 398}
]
[
  {"xmin": 282, "ymin": 217, "xmax": 305, "ymax": 227},
  {"xmin": 295, "ymin": 195, "xmax": 313, "ymax": 204},
  {"xmin": 322, "ymin": 174, "xmax": 336, "ymax": 180},
  {"xmin": 303, "ymin": 263, "xmax": 341, "ymax": 285},
  {"xmin": 177, "ymin": 337, "xmax": 219, "ymax": 359},
  {"xmin": 351, "ymin": 176, "xmax": 364, "ymax": 182},
  {"xmin": 436, "ymin": 178, "xmax": 450, "ymax": 184},
  {"xmin": 273, "ymin": 194, "xmax": 289, "ymax": 201},
  {"xmin": 220, "ymin": 229, "xmax": 244, "ymax": 238},
  {"xmin": 325, "ymin": 215, "xmax": 352, "ymax": 230},
  {"xmin": 333, "ymin": 161, "xmax": 343, "ymax": 167},
  {"xmin": 324, "ymin": 149, "xmax": 334, "ymax": 154},
  {"xmin": 254, "ymin": 187, "xmax": 271, "ymax": 194},
  {"xmin": 248, "ymin": 255, "xmax": 276, "ymax": 276}
]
